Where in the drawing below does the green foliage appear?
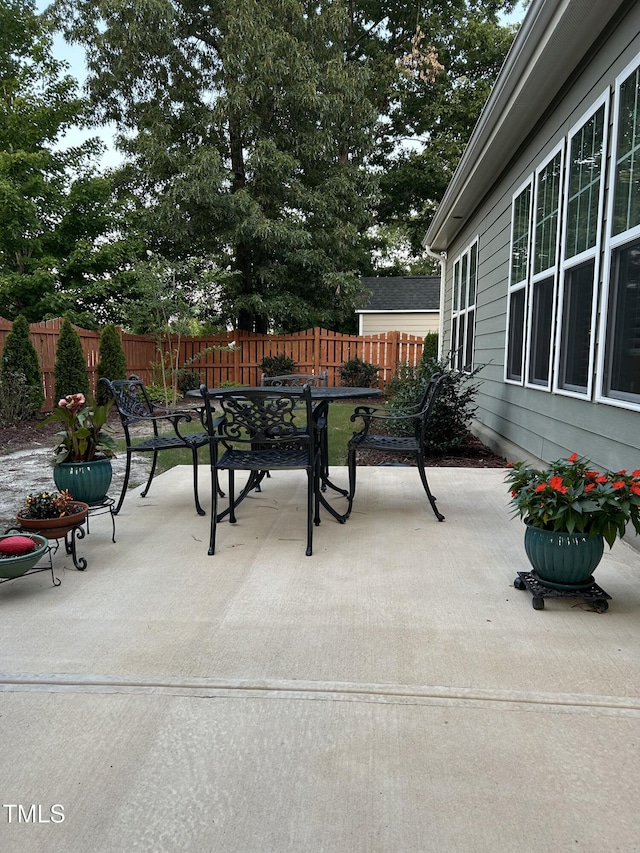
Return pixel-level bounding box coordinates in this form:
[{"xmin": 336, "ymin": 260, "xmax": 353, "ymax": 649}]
[
  {"xmin": 39, "ymin": 391, "xmax": 116, "ymax": 464},
  {"xmin": 421, "ymin": 332, "xmax": 439, "ymax": 366},
  {"xmin": 260, "ymin": 354, "xmax": 297, "ymax": 377},
  {"xmin": 96, "ymin": 324, "xmax": 127, "ymax": 404},
  {"xmin": 176, "ymin": 370, "xmax": 202, "ymax": 395},
  {"xmin": 386, "ymin": 357, "xmax": 482, "ymax": 455},
  {"xmin": 54, "ymin": 319, "xmax": 89, "ymax": 402},
  {"xmin": 0, "ymin": 314, "xmax": 44, "ymax": 417},
  {"xmin": 339, "ymin": 357, "xmax": 379, "ymax": 387},
  {"xmin": 505, "ymin": 455, "xmax": 640, "ymax": 548}
]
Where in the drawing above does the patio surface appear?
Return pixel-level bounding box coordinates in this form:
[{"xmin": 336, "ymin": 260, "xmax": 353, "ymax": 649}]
[{"xmin": 1, "ymin": 465, "xmax": 639, "ymax": 852}]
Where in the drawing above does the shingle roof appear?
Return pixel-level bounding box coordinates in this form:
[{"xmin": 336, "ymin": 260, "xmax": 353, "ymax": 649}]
[{"xmin": 357, "ymin": 277, "xmax": 440, "ymax": 312}]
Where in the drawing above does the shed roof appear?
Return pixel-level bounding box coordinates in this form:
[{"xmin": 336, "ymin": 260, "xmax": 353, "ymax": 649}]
[
  {"xmin": 357, "ymin": 277, "xmax": 440, "ymax": 313},
  {"xmin": 423, "ymin": 0, "xmax": 627, "ymax": 253}
]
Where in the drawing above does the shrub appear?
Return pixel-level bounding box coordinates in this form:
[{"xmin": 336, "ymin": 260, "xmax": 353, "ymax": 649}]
[
  {"xmin": 386, "ymin": 356, "xmax": 482, "ymax": 456},
  {"xmin": 0, "ymin": 315, "xmax": 44, "ymax": 417},
  {"xmin": 260, "ymin": 354, "xmax": 297, "ymax": 376},
  {"xmin": 176, "ymin": 369, "xmax": 202, "ymax": 395},
  {"xmin": 54, "ymin": 319, "xmax": 89, "ymax": 402},
  {"xmin": 96, "ymin": 325, "xmax": 127, "ymax": 404},
  {"xmin": 0, "ymin": 371, "xmax": 44, "ymax": 425},
  {"xmin": 421, "ymin": 332, "xmax": 439, "ymax": 367},
  {"xmin": 339, "ymin": 356, "xmax": 379, "ymax": 387}
]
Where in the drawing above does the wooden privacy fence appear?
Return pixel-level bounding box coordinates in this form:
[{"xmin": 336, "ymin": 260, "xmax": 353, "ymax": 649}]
[{"xmin": 0, "ymin": 319, "xmax": 425, "ymax": 411}]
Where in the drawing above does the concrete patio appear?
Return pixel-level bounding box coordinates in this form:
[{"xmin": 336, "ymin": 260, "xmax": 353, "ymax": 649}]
[{"xmin": 1, "ymin": 465, "xmax": 639, "ymax": 852}]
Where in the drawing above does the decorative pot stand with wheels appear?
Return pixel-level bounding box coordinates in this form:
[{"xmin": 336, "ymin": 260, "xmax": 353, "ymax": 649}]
[{"xmin": 513, "ymin": 571, "xmax": 611, "ymax": 612}]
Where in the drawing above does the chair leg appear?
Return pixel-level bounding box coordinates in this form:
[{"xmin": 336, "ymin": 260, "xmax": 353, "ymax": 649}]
[
  {"xmin": 416, "ymin": 454, "xmax": 445, "ymax": 521},
  {"xmin": 306, "ymin": 467, "xmax": 314, "ymax": 556},
  {"xmin": 191, "ymin": 447, "xmax": 205, "ymax": 516},
  {"xmin": 140, "ymin": 451, "xmax": 158, "ymax": 498},
  {"xmin": 209, "ymin": 467, "xmax": 218, "ymax": 555},
  {"xmin": 344, "ymin": 445, "xmax": 357, "ymax": 520},
  {"xmin": 228, "ymin": 471, "xmax": 236, "ymax": 524},
  {"xmin": 113, "ymin": 449, "xmax": 133, "ymax": 514}
]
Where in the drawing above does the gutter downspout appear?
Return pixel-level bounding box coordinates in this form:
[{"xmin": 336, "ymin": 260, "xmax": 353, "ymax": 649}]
[{"xmin": 424, "ymin": 243, "xmax": 447, "ymax": 360}]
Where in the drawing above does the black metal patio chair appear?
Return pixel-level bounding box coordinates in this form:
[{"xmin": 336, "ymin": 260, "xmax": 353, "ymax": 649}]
[
  {"xmin": 200, "ymin": 384, "xmax": 321, "ymax": 556},
  {"xmin": 99, "ymin": 377, "xmax": 209, "ymax": 516},
  {"xmin": 260, "ymin": 370, "xmax": 328, "ymax": 387},
  {"xmin": 344, "ymin": 373, "xmax": 448, "ymax": 522}
]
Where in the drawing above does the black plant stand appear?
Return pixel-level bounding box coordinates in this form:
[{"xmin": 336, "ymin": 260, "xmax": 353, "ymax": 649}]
[
  {"xmin": 86, "ymin": 497, "xmax": 117, "ymax": 543},
  {"xmin": 0, "ymin": 546, "xmax": 60, "ymax": 587},
  {"xmin": 513, "ymin": 571, "xmax": 611, "ymax": 612}
]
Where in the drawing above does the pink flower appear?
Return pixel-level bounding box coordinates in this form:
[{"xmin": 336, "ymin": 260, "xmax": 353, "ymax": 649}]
[{"xmin": 58, "ymin": 398, "xmax": 68, "ymax": 407}]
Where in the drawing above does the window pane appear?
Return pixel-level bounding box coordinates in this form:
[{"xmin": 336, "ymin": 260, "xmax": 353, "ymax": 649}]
[
  {"xmin": 469, "ymin": 243, "xmax": 477, "ymax": 305},
  {"xmin": 511, "ymin": 186, "xmax": 531, "ymax": 284},
  {"xmin": 558, "ymin": 261, "xmax": 595, "ymax": 393},
  {"xmin": 603, "ymin": 239, "xmax": 640, "ymax": 402},
  {"xmin": 535, "ymin": 153, "xmax": 562, "ymax": 274},
  {"xmin": 528, "ymin": 277, "xmax": 554, "ymax": 385},
  {"xmin": 566, "ymin": 106, "xmax": 604, "ymax": 258},
  {"xmin": 450, "ymin": 317, "xmax": 458, "ymax": 369},
  {"xmin": 613, "ymin": 67, "xmax": 640, "ymax": 236},
  {"xmin": 456, "ymin": 314, "xmax": 465, "ymax": 370},
  {"xmin": 453, "ymin": 261, "xmax": 460, "ymax": 311},
  {"xmin": 461, "ymin": 254, "xmax": 468, "ymax": 309},
  {"xmin": 506, "ymin": 288, "xmax": 526, "ymax": 381},
  {"xmin": 464, "ymin": 309, "xmax": 475, "ymax": 372}
]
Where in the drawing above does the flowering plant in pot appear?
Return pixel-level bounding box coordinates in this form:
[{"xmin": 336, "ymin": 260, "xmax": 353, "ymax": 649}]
[
  {"xmin": 505, "ymin": 454, "xmax": 640, "ymax": 587},
  {"xmin": 16, "ymin": 490, "xmax": 89, "ymax": 539},
  {"xmin": 38, "ymin": 393, "xmax": 117, "ymax": 504}
]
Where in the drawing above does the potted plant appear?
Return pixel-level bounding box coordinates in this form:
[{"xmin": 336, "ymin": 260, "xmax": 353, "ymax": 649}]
[
  {"xmin": 39, "ymin": 392, "xmax": 117, "ymax": 504},
  {"xmin": 505, "ymin": 453, "xmax": 640, "ymax": 588},
  {"xmin": 0, "ymin": 534, "xmax": 49, "ymax": 579},
  {"xmin": 16, "ymin": 490, "xmax": 89, "ymax": 540}
]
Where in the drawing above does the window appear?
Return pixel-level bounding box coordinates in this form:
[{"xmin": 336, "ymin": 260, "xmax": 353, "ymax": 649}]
[
  {"xmin": 526, "ymin": 147, "xmax": 563, "ymax": 388},
  {"xmin": 451, "ymin": 240, "xmax": 477, "ymax": 372},
  {"xmin": 599, "ymin": 58, "xmax": 640, "ymax": 408},
  {"xmin": 555, "ymin": 99, "xmax": 607, "ymax": 397},
  {"xmin": 505, "ymin": 182, "xmax": 532, "ymax": 382}
]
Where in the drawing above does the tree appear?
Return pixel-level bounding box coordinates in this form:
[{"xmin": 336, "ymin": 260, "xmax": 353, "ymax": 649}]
[
  {"xmin": 96, "ymin": 323, "xmax": 127, "ymax": 404},
  {"xmin": 54, "ymin": 318, "xmax": 89, "ymax": 400},
  {"xmin": 0, "ymin": 0, "xmax": 141, "ymax": 323},
  {"xmin": 56, "ymin": 0, "xmax": 378, "ymax": 333},
  {"xmin": 0, "ymin": 314, "xmax": 44, "ymax": 417}
]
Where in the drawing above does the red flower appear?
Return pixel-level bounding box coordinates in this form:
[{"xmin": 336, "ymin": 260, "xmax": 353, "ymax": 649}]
[
  {"xmin": 568, "ymin": 452, "xmax": 579, "ymax": 462},
  {"xmin": 534, "ymin": 483, "xmax": 546, "ymax": 493},
  {"xmin": 617, "ymin": 470, "xmax": 627, "ymax": 475},
  {"xmin": 585, "ymin": 471, "xmax": 599, "ymax": 478},
  {"xmin": 511, "ymin": 489, "xmax": 517, "ymax": 497},
  {"xmin": 632, "ymin": 470, "xmax": 640, "ymax": 478},
  {"xmin": 549, "ymin": 475, "xmax": 568, "ymax": 494},
  {"xmin": 585, "ymin": 483, "xmax": 595, "ymax": 492},
  {"xmin": 595, "ymin": 475, "xmax": 608, "ymax": 484},
  {"xmin": 631, "ymin": 485, "xmax": 640, "ymax": 495},
  {"xmin": 612, "ymin": 481, "xmax": 626, "ymax": 489}
]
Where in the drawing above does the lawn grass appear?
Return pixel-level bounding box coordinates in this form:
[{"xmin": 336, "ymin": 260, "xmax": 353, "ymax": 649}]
[{"xmin": 114, "ymin": 402, "xmax": 363, "ymax": 474}]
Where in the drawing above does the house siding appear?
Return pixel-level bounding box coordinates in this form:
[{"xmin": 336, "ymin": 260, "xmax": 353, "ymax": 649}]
[
  {"xmin": 440, "ymin": 2, "xmax": 640, "ymax": 474},
  {"xmin": 360, "ymin": 312, "xmax": 439, "ymax": 337}
]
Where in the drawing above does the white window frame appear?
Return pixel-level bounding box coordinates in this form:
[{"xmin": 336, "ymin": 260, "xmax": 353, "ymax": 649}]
[
  {"xmin": 597, "ymin": 53, "xmax": 640, "ymax": 411},
  {"xmin": 504, "ymin": 178, "xmax": 533, "ymax": 384},
  {"xmin": 524, "ymin": 142, "xmax": 564, "ymax": 391},
  {"xmin": 451, "ymin": 238, "xmax": 478, "ymax": 373},
  {"xmin": 554, "ymin": 92, "xmax": 609, "ymax": 400}
]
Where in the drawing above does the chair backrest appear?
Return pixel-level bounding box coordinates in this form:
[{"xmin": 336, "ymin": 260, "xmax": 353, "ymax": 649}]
[
  {"xmin": 200, "ymin": 385, "xmax": 315, "ymax": 457},
  {"xmin": 260, "ymin": 370, "xmax": 328, "ymax": 387},
  {"xmin": 415, "ymin": 373, "xmax": 447, "ymax": 444},
  {"xmin": 99, "ymin": 378, "xmax": 155, "ymax": 423}
]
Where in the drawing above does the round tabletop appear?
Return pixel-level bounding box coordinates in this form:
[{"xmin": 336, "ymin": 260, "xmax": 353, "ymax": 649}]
[{"xmin": 191, "ymin": 386, "xmax": 383, "ymax": 401}]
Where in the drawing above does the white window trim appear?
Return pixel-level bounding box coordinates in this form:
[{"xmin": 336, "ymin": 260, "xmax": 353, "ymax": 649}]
[
  {"xmin": 524, "ymin": 142, "xmax": 564, "ymax": 391},
  {"xmin": 504, "ymin": 177, "xmax": 533, "ymax": 385},
  {"xmin": 451, "ymin": 237, "xmax": 479, "ymax": 373},
  {"xmin": 553, "ymin": 91, "xmax": 609, "ymax": 400},
  {"xmin": 596, "ymin": 53, "xmax": 640, "ymax": 411}
]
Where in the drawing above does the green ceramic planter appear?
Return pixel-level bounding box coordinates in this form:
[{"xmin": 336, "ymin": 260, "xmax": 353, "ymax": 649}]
[
  {"xmin": 524, "ymin": 524, "xmax": 605, "ymax": 589},
  {"xmin": 53, "ymin": 458, "xmax": 113, "ymax": 505}
]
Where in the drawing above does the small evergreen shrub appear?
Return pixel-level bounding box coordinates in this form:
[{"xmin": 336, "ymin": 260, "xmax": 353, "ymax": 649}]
[
  {"xmin": 176, "ymin": 369, "xmax": 202, "ymax": 395},
  {"xmin": 96, "ymin": 324, "xmax": 128, "ymax": 404},
  {"xmin": 54, "ymin": 319, "xmax": 90, "ymax": 402},
  {"xmin": 260, "ymin": 354, "xmax": 297, "ymax": 376},
  {"xmin": 386, "ymin": 357, "xmax": 483, "ymax": 456},
  {"xmin": 339, "ymin": 356, "xmax": 379, "ymax": 387},
  {"xmin": 421, "ymin": 332, "xmax": 439, "ymax": 367},
  {"xmin": 0, "ymin": 315, "xmax": 44, "ymax": 417}
]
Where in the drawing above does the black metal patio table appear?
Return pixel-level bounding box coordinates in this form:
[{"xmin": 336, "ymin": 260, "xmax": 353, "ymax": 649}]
[{"xmin": 193, "ymin": 386, "xmax": 383, "ymax": 524}]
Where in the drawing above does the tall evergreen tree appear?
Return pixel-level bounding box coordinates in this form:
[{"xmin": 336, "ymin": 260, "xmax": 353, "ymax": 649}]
[
  {"xmin": 0, "ymin": 314, "xmax": 44, "ymax": 416},
  {"xmin": 96, "ymin": 323, "xmax": 127, "ymax": 403},
  {"xmin": 54, "ymin": 318, "xmax": 89, "ymax": 400}
]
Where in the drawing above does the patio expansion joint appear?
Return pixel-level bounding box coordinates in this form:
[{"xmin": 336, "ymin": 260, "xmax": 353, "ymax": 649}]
[{"xmin": 1, "ymin": 672, "xmax": 639, "ymax": 717}]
